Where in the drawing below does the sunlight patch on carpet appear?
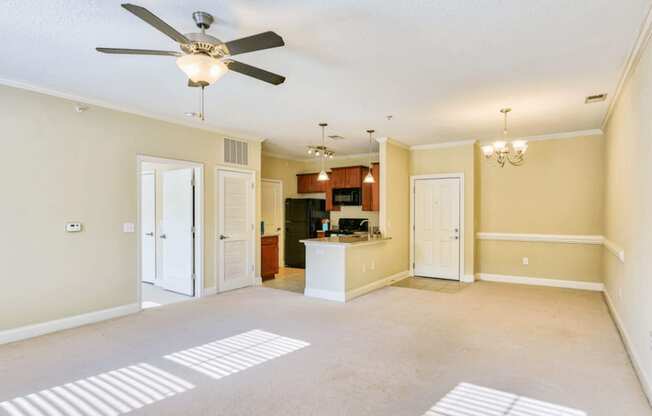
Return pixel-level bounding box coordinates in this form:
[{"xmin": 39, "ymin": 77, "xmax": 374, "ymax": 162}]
[
  {"xmin": 0, "ymin": 363, "xmax": 194, "ymax": 416},
  {"xmin": 424, "ymin": 382, "xmax": 586, "ymax": 416},
  {"xmin": 164, "ymin": 329, "xmax": 310, "ymax": 380}
]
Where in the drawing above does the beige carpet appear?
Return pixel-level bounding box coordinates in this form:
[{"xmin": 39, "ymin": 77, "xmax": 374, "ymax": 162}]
[{"xmin": 0, "ymin": 282, "xmax": 650, "ymax": 416}]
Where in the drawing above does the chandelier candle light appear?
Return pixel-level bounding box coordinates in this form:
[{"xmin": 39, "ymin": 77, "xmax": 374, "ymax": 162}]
[
  {"xmin": 363, "ymin": 129, "xmax": 375, "ymax": 183},
  {"xmin": 481, "ymin": 108, "xmax": 528, "ymax": 167},
  {"xmin": 317, "ymin": 123, "xmax": 330, "ymax": 181}
]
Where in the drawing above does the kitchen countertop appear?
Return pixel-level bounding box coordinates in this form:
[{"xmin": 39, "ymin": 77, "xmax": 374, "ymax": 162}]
[{"xmin": 300, "ymin": 236, "xmax": 391, "ymax": 247}]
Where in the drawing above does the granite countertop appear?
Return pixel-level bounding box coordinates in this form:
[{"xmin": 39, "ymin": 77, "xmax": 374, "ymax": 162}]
[{"xmin": 300, "ymin": 235, "xmax": 391, "ymax": 247}]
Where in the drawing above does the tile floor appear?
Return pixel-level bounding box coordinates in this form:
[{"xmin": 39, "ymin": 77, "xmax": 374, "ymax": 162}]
[
  {"xmin": 392, "ymin": 276, "xmax": 471, "ymax": 293},
  {"xmin": 262, "ymin": 267, "xmax": 305, "ymax": 294},
  {"xmin": 141, "ymin": 282, "xmax": 191, "ymax": 309}
]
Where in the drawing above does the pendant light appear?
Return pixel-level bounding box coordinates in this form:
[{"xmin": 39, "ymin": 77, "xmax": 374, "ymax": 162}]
[
  {"xmin": 317, "ymin": 123, "xmax": 329, "ymax": 181},
  {"xmin": 363, "ymin": 129, "xmax": 375, "ymax": 183}
]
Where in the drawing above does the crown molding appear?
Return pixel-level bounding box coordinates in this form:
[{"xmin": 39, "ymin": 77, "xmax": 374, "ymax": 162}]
[
  {"xmin": 602, "ymin": 3, "xmax": 652, "ymax": 130},
  {"xmin": 262, "ymin": 151, "xmax": 379, "ymax": 163},
  {"xmin": 376, "ymin": 137, "xmax": 409, "ymax": 149},
  {"xmin": 0, "ymin": 77, "xmax": 265, "ymax": 144},
  {"xmin": 410, "ymin": 139, "xmax": 477, "ymax": 151},
  {"xmin": 477, "ymin": 129, "xmax": 603, "ymax": 146}
]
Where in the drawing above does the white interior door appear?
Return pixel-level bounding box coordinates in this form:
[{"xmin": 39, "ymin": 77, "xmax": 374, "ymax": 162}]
[
  {"xmin": 161, "ymin": 168, "xmax": 195, "ymax": 296},
  {"xmin": 141, "ymin": 172, "xmax": 156, "ymax": 284},
  {"xmin": 414, "ymin": 177, "xmax": 461, "ymax": 280},
  {"xmin": 262, "ymin": 180, "xmax": 282, "ymax": 235},
  {"xmin": 217, "ymin": 169, "xmax": 254, "ymax": 292}
]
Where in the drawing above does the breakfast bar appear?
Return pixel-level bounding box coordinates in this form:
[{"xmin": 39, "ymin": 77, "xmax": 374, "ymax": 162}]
[{"xmin": 300, "ymin": 236, "xmax": 398, "ymax": 302}]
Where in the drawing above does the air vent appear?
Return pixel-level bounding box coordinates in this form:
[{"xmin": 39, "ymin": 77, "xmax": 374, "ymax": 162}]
[
  {"xmin": 224, "ymin": 138, "xmax": 248, "ymax": 165},
  {"xmin": 585, "ymin": 93, "xmax": 607, "ymax": 104},
  {"xmin": 328, "ymin": 135, "xmax": 345, "ymax": 141}
]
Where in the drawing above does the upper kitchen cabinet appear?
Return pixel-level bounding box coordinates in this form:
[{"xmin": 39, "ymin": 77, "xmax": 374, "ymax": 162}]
[
  {"xmin": 362, "ymin": 163, "xmax": 380, "ymax": 211},
  {"xmin": 297, "ymin": 173, "xmax": 326, "ymax": 193},
  {"xmin": 331, "ymin": 166, "xmax": 364, "ymax": 189}
]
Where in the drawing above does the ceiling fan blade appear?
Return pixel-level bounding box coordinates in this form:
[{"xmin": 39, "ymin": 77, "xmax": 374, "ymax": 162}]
[
  {"xmin": 224, "ymin": 31, "xmax": 285, "ymax": 56},
  {"xmin": 225, "ymin": 60, "xmax": 286, "ymax": 85},
  {"xmin": 96, "ymin": 47, "xmax": 182, "ymax": 57},
  {"xmin": 121, "ymin": 3, "xmax": 190, "ymax": 44}
]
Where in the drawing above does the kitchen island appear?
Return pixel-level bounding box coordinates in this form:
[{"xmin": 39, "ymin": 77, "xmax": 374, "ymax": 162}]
[{"xmin": 300, "ymin": 235, "xmax": 408, "ymax": 302}]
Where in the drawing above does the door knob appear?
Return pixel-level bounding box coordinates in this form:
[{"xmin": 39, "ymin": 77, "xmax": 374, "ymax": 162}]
[
  {"xmin": 145, "ymin": 232, "xmax": 154, "ymax": 236},
  {"xmin": 219, "ymin": 234, "xmax": 230, "ymax": 240},
  {"xmin": 159, "ymin": 234, "xmax": 167, "ymax": 239}
]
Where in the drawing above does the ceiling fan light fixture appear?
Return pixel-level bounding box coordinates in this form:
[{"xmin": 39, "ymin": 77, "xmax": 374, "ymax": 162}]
[{"xmin": 176, "ymin": 53, "xmax": 227, "ymax": 85}]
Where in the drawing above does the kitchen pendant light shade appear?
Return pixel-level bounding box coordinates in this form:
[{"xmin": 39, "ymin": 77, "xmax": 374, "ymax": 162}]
[
  {"xmin": 176, "ymin": 54, "xmax": 227, "ymax": 85},
  {"xmin": 316, "ymin": 123, "xmax": 330, "ymax": 181},
  {"xmin": 363, "ymin": 169, "xmax": 375, "ymax": 183},
  {"xmin": 364, "ymin": 129, "xmax": 376, "ymax": 183},
  {"xmin": 317, "ymin": 170, "xmax": 329, "ymax": 181}
]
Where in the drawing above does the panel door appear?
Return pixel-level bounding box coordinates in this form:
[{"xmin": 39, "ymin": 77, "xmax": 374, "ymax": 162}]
[
  {"xmin": 140, "ymin": 172, "xmax": 156, "ymax": 283},
  {"xmin": 161, "ymin": 168, "xmax": 195, "ymax": 296},
  {"xmin": 217, "ymin": 170, "xmax": 254, "ymax": 292},
  {"xmin": 414, "ymin": 177, "xmax": 461, "ymax": 280}
]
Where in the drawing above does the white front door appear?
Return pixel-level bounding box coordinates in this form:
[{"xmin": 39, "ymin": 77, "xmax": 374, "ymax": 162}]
[
  {"xmin": 161, "ymin": 168, "xmax": 195, "ymax": 296},
  {"xmin": 414, "ymin": 177, "xmax": 461, "ymax": 280},
  {"xmin": 141, "ymin": 172, "xmax": 156, "ymax": 284},
  {"xmin": 217, "ymin": 169, "xmax": 254, "ymax": 292}
]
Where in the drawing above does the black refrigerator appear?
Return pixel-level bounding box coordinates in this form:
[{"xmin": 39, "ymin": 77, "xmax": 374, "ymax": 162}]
[{"xmin": 285, "ymin": 198, "xmax": 327, "ymax": 268}]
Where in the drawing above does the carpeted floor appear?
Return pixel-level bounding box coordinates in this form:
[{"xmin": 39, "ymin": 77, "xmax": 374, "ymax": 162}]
[{"xmin": 0, "ymin": 282, "xmax": 650, "ymax": 415}]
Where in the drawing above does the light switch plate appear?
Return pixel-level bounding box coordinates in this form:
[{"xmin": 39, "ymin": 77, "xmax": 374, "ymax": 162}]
[
  {"xmin": 522, "ymin": 257, "xmax": 529, "ymax": 265},
  {"xmin": 65, "ymin": 222, "xmax": 82, "ymax": 232},
  {"xmin": 123, "ymin": 222, "xmax": 135, "ymax": 233}
]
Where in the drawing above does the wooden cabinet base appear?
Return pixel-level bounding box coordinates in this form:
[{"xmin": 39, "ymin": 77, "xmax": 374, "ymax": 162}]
[{"xmin": 261, "ymin": 235, "xmax": 279, "ymax": 281}]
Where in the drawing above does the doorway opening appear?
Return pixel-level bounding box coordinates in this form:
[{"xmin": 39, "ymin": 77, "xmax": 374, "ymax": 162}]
[{"xmin": 138, "ymin": 155, "xmax": 204, "ymax": 309}]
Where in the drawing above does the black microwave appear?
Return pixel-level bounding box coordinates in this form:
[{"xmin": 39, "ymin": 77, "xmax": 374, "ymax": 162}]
[{"xmin": 333, "ymin": 188, "xmax": 361, "ymax": 205}]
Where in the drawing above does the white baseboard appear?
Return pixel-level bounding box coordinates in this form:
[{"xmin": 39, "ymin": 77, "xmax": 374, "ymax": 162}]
[
  {"xmin": 304, "ymin": 288, "xmax": 346, "ymax": 302},
  {"xmin": 477, "ymin": 273, "xmax": 604, "ymax": 291},
  {"xmin": 0, "ymin": 303, "xmax": 140, "ymax": 345},
  {"xmin": 346, "ymin": 270, "xmax": 411, "ymax": 301},
  {"xmin": 603, "ymin": 290, "xmax": 652, "ymax": 405},
  {"xmin": 461, "ymin": 274, "xmax": 475, "ymax": 283},
  {"xmin": 254, "ymin": 276, "xmax": 263, "ymax": 286},
  {"xmin": 203, "ymin": 286, "xmax": 217, "ymax": 296}
]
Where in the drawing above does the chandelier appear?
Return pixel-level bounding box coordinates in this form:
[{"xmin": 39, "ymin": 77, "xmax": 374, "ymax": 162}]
[
  {"xmin": 481, "ymin": 108, "xmax": 528, "ymax": 167},
  {"xmin": 306, "ymin": 145, "xmax": 335, "ymax": 159}
]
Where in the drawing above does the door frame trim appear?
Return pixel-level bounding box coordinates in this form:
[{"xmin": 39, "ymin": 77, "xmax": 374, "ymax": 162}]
[
  {"xmin": 409, "ymin": 173, "xmax": 465, "ymax": 280},
  {"xmin": 215, "ymin": 166, "xmax": 257, "ymax": 292},
  {"xmin": 137, "ymin": 155, "xmax": 205, "ymax": 310},
  {"xmin": 261, "ymin": 178, "xmax": 284, "ymax": 267}
]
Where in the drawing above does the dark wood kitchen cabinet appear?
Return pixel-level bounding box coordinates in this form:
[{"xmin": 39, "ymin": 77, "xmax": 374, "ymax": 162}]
[
  {"xmin": 261, "ymin": 235, "xmax": 279, "ymax": 280},
  {"xmin": 331, "ymin": 166, "xmax": 364, "ymax": 189},
  {"xmin": 362, "ymin": 163, "xmax": 380, "ymax": 211},
  {"xmin": 297, "ymin": 173, "xmax": 326, "ymax": 193}
]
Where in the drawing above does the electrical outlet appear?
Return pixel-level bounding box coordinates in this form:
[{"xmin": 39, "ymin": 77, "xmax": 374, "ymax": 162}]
[
  {"xmin": 522, "ymin": 257, "xmax": 529, "ymax": 265},
  {"xmin": 371, "ymin": 260, "xmax": 376, "ymax": 270}
]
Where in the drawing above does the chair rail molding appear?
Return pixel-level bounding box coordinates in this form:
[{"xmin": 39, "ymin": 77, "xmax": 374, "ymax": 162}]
[
  {"xmin": 476, "ymin": 232, "xmax": 604, "ymax": 245},
  {"xmin": 603, "ymin": 238, "xmax": 625, "ymax": 263}
]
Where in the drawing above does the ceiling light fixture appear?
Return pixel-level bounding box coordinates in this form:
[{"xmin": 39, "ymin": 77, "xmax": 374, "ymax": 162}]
[
  {"xmin": 481, "ymin": 108, "xmax": 527, "ymax": 167},
  {"xmin": 176, "ymin": 54, "xmax": 228, "ymax": 86},
  {"xmin": 363, "ymin": 129, "xmax": 375, "ymax": 184},
  {"xmin": 317, "ymin": 123, "xmax": 330, "ymax": 181}
]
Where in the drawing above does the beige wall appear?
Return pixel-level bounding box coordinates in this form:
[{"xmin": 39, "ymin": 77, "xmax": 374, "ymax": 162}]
[
  {"xmin": 378, "ymin": 140, "xmax": 410, "ymax": 276},
  {"xmin": 0, "ymin": 85, "xmax": 261, "ymax": 331},
  {"xmin": 603, "ymin": 33, "xmax": 652, "ymax": 400},
  {"xmin": 410, "ymin": 144, "xmax": 475, "ymax": 276},
  {"xmin": 477, "ymin": 135, "xmax": 605, "ymax": 282}
]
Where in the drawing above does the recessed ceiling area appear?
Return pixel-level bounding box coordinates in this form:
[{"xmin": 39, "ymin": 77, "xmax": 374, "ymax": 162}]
[{"xmin": 0, "ymin": 0, "xmax": 650, "ymax": 157}]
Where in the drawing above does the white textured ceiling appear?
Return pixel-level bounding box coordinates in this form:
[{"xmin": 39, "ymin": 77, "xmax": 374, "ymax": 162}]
[{"xmin": 1, "ymin": 0, "xmax": 650, "ymax": 157}]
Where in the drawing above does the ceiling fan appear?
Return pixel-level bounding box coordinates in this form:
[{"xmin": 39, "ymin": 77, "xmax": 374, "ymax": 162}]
[{"xmin": 96, "ymin": 3, "xmax": 286, "ymax": 88}]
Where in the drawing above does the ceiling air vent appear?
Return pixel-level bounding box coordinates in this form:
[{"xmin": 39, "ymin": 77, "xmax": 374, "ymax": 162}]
[
  {"xmin": 328, "ymin": 135, "xmax": 345, "ymax": 141},
  {"xmin": 224, "ymin": 138, "xmax": 248, "ymax": 166},
  {"xmin": 585, "ymin": 93, "xmax": 607, "ymax": 104}
]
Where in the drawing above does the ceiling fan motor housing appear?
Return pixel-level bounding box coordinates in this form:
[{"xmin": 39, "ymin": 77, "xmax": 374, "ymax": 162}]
[
  {"xmin": 192, "ymin": 11, "xmax": 214, "ymax": 30},
  {"xmin": 180, "ymin": 32, "xmax": 227, "ymax": 57}
]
